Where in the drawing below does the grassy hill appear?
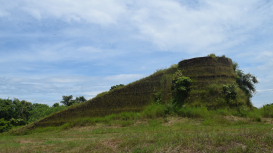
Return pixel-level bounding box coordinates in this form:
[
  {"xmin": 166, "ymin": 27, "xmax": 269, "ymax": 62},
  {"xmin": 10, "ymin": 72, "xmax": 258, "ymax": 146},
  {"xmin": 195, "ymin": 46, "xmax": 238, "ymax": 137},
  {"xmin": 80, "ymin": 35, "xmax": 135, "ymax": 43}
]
[
  {"xmin": 1, "ymin": 54, "xmax": 273, "ymax": 152},
  {"xmin": 17, "ymin": 56, "xmax": 250, "ymax": 130}
]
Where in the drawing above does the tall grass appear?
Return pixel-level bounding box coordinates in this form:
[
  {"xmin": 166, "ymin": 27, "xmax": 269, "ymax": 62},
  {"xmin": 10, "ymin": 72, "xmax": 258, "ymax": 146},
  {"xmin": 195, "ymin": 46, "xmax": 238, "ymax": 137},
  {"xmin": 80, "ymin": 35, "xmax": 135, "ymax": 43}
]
[{"xmin": 10, "ymin": 101, "xmax": 271, "ymax": 136}]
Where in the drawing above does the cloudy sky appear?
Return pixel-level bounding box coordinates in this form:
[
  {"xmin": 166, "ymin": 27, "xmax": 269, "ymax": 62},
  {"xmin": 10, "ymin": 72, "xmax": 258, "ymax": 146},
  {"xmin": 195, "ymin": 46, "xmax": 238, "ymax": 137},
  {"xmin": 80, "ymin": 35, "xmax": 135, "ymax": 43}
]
[{"xmin": 0, "ymin": 0, "xmax": 272, "ymax": 107}]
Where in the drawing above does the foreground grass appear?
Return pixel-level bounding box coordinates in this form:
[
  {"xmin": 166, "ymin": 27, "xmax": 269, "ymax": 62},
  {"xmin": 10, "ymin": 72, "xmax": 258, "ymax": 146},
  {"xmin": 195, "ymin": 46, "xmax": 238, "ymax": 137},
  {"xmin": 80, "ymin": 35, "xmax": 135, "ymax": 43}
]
[{"xmin": 0, "ymin": 116, "xmax": 273, "ymax": 153}]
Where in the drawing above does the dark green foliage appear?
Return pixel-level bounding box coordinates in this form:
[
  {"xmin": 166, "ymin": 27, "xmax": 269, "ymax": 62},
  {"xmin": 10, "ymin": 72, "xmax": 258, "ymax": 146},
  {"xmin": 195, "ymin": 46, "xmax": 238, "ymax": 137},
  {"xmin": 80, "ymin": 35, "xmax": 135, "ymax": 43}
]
[
  {"xmin": 0, "ymin": 98, "xmax": 32, "ymax": 121},
  {"xmin": 0, "ymin": 99, "xmax": 14, "ymax": 121},
  {"xmin": 10, "ymin": 118, "xmax": 27, "ymax": 126},
  {"xmin": 60, "ymin": 95, "xmax": 74, "ymax": 106},
  {"xmin": 0, "ymin": 118, "xmax": 13, "ymax": 133},
  {"xmin": 172, "ymin": 76, "xmax": 192, "ymax": 107},
  {"xmin": 60, "ymin": 95, "xmax": 87, "ymax": 106},
  {"xmin": 28, "ymin": 103, "xmax": 67, "ymax": 123},
  {"xmin": 53, "ymin": 103, "xmax": 60, "ymax": 107},
  {"xmin": 222, "ymin": 83, "xmax": 237, "ymax": 105},
  {"xmin": 110, "ymin": 84, "xmax": 125, "ymax": 91},
  {"xmin": 264, "ymin": 103, "xmax": 273, "ymax": 107},
  {"xmin": 75, "ymin": 96, "xmax": 87, "ymax": 103},
  {"xmin": 233, "ymin": 61, "xmax": 258, "ymax": 98},
  {"xmin": 232, "ymin": 62, "xmax": 239, "ymax": 72},
  {"xmin": 262, "ymin": 105, "xmax": 273, "ymax": 118}
]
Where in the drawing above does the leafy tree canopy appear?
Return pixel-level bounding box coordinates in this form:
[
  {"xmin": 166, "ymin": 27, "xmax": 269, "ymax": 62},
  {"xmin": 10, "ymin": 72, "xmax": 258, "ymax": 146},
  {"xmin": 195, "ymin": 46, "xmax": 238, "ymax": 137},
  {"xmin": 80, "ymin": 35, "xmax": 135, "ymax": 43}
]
[
  {"xmin": 60, "ymin": 95, "xmax": 87, "ymax": 106},
  {"xmin": 232, "ymin": 61, "xmax": 259, "ymax": 98}
]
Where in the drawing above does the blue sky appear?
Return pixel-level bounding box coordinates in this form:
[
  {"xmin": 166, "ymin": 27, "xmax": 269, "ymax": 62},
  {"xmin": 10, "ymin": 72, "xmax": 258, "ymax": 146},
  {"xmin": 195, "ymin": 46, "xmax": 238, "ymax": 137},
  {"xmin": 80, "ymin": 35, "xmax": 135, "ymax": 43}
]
[{"xmin": 0, "ymin": 0, "xmax": 272, "ymax": 107}]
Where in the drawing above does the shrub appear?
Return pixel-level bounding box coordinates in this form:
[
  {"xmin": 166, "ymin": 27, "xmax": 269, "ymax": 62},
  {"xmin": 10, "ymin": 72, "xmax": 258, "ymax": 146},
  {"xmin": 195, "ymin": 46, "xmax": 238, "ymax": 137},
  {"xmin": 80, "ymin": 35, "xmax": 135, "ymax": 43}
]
[
  {"xmin": 53, "ymin": 103, "xmax": 60, "ymax": 107},
  {"xmin": 261, "ymin": 105, "xmax": 273, "ymax": 118},
  {"xmin": 0, "ymin": 118, "xmax": 13, "ymax": 133},
  {"xmin": 222, "ymin": 83, "xmax": 237, "ymax": 105},
  {"xmin": 172, "ymin": 76, "xmax": 192, "ymax": 107},
  {"xmin": 207, "ymin": 53, "xmax": 218, "ymax": 61},
  {"xmin": 10, "ymin": 118, "xmax": 27, "ymax": 126},
  {"xmin": 110, "ymin": 84, "xmax": 125, "ymax": 91},
  {"xmin": 233, "ymin": 61, "xmax": 259, "ymax": 98}
]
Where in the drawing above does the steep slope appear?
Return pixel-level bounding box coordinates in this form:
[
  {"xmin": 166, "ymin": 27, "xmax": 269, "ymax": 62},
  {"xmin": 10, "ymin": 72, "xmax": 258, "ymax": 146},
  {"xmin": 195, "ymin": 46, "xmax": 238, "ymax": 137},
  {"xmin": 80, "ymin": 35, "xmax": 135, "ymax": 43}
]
[
  {"xmin": 31, "ymin": 56, "xmax": 244, "ymax": 128},
  {"xmin": 33, "ymin": 67, "xmax": 176, "ymax": 127}
]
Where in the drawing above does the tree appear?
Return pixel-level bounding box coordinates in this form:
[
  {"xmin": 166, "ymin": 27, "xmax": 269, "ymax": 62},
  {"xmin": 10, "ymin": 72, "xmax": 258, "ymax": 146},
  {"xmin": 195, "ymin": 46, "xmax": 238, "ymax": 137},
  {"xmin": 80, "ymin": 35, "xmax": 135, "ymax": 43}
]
[
  {"xmin": 60, "ymin": 95, "xmax": 74, "ymax": 106},
  {"xmin": 233, "ymin": 62, "xmax": 258, "ymax": 99},
  {"xmin": 0, "ymin": 99, "xmax": 15, "ymax": 121},
  {"xmin": 75, "ymin": 96, "xmax": 87, "ymax": 103},
  {"xmin": 53, "ymin": 103, "xmax": 60, "ymax": 107}
]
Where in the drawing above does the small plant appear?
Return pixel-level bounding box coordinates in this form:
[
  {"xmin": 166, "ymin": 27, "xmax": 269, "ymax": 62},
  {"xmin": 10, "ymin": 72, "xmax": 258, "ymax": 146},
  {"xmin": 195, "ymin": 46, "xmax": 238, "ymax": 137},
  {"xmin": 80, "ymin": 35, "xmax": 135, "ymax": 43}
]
[
  {"xmin": 110, "ymin": 84, "xmax": 125, "ymax": 91},
  {"xmin": 207, "ymin": 53, "xmax": 218, "ymax": 61}
]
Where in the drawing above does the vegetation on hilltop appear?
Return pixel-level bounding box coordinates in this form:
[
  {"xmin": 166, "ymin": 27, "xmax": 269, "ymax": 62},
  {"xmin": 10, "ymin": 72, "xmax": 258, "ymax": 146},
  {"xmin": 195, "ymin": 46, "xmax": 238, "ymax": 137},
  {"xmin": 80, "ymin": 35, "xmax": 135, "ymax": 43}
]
[
  {"xmin": 2, "ymin": 55, "xmax": 268, "ymax": 135},
  {"xmin": 60, "ymin": 95, "xmax": 87, "ymax": 106},
  {"xmin": 1, "ymin": 55, "xmax": 272, "ymax": 152}
]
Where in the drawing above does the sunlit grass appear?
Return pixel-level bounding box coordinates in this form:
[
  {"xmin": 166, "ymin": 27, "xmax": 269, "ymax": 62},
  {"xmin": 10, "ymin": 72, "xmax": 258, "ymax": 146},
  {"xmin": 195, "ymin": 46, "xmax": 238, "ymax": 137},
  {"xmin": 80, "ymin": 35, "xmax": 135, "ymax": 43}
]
[{"xmin": 1, "ymin": 115, "xmax": 272, "ymax": 153}]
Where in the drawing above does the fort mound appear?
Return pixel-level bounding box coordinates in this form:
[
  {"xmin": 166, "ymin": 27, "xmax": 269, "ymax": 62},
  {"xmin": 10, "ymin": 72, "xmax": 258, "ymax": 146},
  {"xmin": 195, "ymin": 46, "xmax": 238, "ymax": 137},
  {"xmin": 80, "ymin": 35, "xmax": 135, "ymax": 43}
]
[{"xmin": 28, "ymin": 56, "xmax": 248, "ymax": 128}]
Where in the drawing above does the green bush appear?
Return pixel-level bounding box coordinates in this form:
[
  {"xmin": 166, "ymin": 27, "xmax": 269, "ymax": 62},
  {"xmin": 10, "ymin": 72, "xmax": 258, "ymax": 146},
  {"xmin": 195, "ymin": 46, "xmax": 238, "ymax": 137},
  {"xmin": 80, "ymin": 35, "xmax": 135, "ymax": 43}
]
[
  {"xmin": 10, "ymin": 118, "xmax": 27, "ymax": 126},
  {"xmin": 261, "ymin": 105, "xmax": 273, "ymax": 118},
  {"xmin": 207, "ymin": 53, "xmax": 218, "ymax": 61},
  {"xmin": 172, "ymin": 76, "xmax": 192, "ymax": 107},
  {"xmin": 0, "ymin": 118, "xmax": 13, "ymax": 133},
  {"xmin": 222, "ymin": 84, "xmax": 237, "ymax": 105},
  {"xmin": 53, "ymin": 103, "xmax": 60, "ymax": 107}
]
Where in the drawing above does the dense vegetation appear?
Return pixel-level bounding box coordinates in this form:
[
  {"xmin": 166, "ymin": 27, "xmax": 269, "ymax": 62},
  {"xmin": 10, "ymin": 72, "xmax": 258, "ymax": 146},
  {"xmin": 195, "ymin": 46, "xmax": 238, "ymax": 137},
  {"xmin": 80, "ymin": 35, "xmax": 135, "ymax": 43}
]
[{"xmin": 0, "ymin": 95, "xmax": 87, "ymax": 133}]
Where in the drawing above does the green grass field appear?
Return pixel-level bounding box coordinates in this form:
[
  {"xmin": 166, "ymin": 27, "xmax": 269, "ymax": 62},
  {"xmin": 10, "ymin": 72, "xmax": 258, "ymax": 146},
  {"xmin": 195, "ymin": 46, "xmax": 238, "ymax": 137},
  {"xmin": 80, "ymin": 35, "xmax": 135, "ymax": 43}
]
[
  {"xmin": 1, "ymin": 56, "xmax": 270, "ymax": 152},
  {"xmin": 1, "ymin": 106, "xmax": 273, "ymax": 153}
]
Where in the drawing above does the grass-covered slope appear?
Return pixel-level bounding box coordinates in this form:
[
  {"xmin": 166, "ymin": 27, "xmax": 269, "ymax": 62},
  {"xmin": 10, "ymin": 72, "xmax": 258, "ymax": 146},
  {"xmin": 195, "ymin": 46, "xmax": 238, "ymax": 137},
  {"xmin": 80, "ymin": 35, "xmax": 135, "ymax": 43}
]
[
  {"xmin": 31, "ymin": 67, "xmax": 176, "ymax": 128},
  {"xmin": 28, "ymin": 56, "xmax": 246, "ymax": 128},
  {"xmin": 179, "ymin": 56, "xmax": 248, "ymax": 108}
]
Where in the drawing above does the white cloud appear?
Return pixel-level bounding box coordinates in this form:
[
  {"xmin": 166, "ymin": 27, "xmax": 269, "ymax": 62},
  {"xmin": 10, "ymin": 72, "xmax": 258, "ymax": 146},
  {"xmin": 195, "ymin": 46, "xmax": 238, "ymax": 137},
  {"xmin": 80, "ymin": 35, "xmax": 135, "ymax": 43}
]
[
  {"xmin": 130, "ymin": 0, "xmax": 272, "ymax": 52},
  {"xmin": 0, "ymin": 43, "xmax": 117, "ymax": 63},
  {"xmin": 2, "ymin": 0, "xmax": 272, "ymax": 53},
  {"xmin": 19, "ymin": 0, "xmax": 128, "ymax": 25},
  {"xmin": 257, "ymin": 89, "xmax": 273, "ymax": 92}
]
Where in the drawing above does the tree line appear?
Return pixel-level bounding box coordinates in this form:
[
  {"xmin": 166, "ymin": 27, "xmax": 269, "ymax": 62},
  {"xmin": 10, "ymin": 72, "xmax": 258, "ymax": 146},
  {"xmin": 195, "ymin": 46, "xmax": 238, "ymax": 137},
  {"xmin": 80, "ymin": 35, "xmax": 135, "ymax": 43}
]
[{"xmin": 0, "ymin": 95, "xmax": 87, "ymax": 133}]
